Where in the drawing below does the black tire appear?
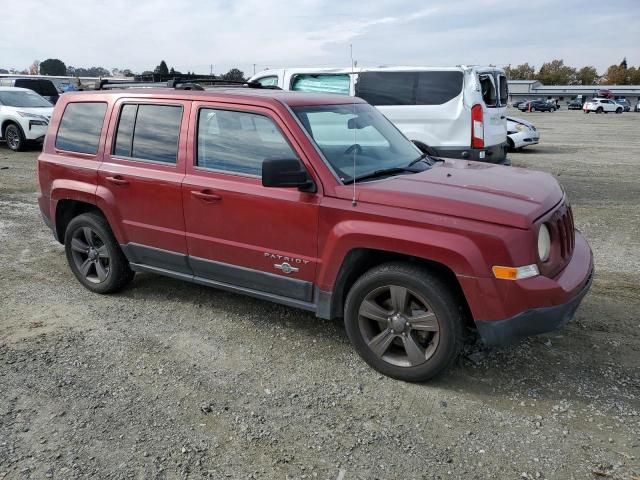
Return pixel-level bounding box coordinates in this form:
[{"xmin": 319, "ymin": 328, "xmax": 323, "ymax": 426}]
[
  {"xmin": 596, "ymin": 107, "xmax": 603, "ymax": 114},
  {"xmin": 4, "ymin": 123, "xmax": 25, "ymax": 152},
  {"xmin": 616, "ymin": 108, "xmax": 622, "ymax": 114},
  {"xmin": 64, "ymin": 213, "xmax": 134, "ymax": 294},
  {"xmin": 344, "ymin": 262, "xmax": 463, "ymax": 382}
]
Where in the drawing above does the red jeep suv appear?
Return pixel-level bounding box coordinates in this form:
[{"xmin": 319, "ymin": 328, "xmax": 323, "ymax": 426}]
[{"xmin": 37, "ymin": 82, "xmax": 594, "ymax": 381}]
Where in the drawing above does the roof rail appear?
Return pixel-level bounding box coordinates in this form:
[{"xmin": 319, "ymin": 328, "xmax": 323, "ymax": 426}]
[{"xmin": 95, "ymin": 77, "xmax": 280, "ymax": 91}]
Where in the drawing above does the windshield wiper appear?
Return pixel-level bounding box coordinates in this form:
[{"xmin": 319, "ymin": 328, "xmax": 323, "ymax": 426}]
[
  {"xmin": 344, "ymin": 166, "xmax": 417, "ymax": 185},
  {"xmin": 408, "ymin": 152, "xmax": 444, "ymax": 167}
]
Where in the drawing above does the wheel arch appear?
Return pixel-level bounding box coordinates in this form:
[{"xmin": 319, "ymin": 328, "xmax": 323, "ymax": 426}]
[
  {"xmin": 54, "ymin": 199, "xmax": 105, "ymax": 244},
  {"xmin": 1, "ymin": 119, "xmax": 26, "ymax": 139},
  {"xmin": 318, "ymin": 247, "xmax": 474, "ymax": 330}
]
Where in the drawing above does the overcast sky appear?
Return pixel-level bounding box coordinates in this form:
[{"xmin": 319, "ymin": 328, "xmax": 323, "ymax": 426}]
[{"xmin": 1, "ymin": 0, "xmax": 638, "ymax": 76}]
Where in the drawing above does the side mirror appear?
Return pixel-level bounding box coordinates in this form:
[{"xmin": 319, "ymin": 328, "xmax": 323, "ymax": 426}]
[{"xmin": 262, "ymin": 158, "xmax": 315, "ymax": 192}]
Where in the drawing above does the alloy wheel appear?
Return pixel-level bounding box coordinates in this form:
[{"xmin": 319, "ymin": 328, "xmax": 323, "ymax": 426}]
[
  {"xmin": 70, "ymin": 226, "xmax": 111, "ymax": 284},
  {"xmin": 5, "ymin": 127, "xmax": 20, "ymax": 150},
  {"xmin": 357, "ymin": 285, "xmax": 440, "ymax": 367}
]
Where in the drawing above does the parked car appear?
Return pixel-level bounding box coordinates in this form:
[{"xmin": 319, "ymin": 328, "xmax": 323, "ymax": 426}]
[
  {"xmin": 37, "ymin": 83, "xmax": 593, "ymax": 381},
  {"xmin": 596, "ymin": 89, "xmax": 614, "ymax": 100},
  {"xmin": 512, "ymin": 100, "xmax": 528, "ymax": 109},
  {"xmin": 0, "ymin": 78, "xmax": 60, "ymax": 104},
  {"xmin": 567, "ymin": 100, "xmax": 583, "ymax": 110},
  {"xmin": 507, "ymin": 117, "xmax": 539, "ymax": 150},
  {"xmin": 0, "ymin": 87, "xmax": 53, "ymax": 151},
  {"xmin": 615, "ymin": 99, "xmax": 631, "ymax": 112},
  {"xmin": 583, "ymin": 98, "xmax": 623, "ymax": 114},
  {"xmin": 249, "ymin": 66, "xmax": 510, "ymax": 164},
  {"xmin": 518, "ymin": 100, "xmax": 556, "ymax": 112},
  {"xmin": 635, "ymin": 100, "xmax": 640, "ymax": 112}
]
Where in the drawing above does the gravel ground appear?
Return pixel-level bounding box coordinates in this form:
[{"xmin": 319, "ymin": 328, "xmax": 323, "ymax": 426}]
[{"xmin": 0, "ymin": 108, "xmax": 639, "ymax": 479}]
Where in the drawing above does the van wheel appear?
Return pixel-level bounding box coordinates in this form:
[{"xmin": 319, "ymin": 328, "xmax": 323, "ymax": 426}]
[
  {"xmin": 4, "ymin": 123, "xmax": 25, "ymax": 152},
  {"xmin": 64, "ymin": 213, "xmax": 134, "ymax": 294},
  {"xmin": 344, "ymin": 262, "xmax": 463, "ymax": 382}
]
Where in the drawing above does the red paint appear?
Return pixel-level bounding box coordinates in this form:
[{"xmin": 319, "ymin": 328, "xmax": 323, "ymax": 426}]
[{"xmin": 37, "ymin": 88, "xmax": 593, "ymax": 325}]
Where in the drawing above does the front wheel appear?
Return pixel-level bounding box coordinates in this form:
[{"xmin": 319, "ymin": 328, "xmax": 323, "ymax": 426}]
[
  {"xmin": 4, "ymin": 124, "xmax": 25, "ymax": 152},
  {"xmin": 344, "ymin": 263, "xmax": 463, "ymax": 382},
  {"xmin": 616, "ymin": 108, "xmax": 623, "ymax": 114},
  {"xmin": 64, "ymin": 213, "xmax": 134, "ymax": 294},
  {"xmin": 596, "ymin": 107, "xmax": 603, "ymax": 114}
]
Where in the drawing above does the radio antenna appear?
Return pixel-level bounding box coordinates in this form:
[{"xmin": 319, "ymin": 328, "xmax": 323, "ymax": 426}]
[{"xmin": 350, "ymin": 43, "xmax": 357, "ymax": 207}]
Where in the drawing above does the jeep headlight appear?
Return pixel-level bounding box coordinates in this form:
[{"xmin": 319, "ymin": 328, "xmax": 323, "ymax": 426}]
[{"xmin": 538, "ymin": 224, "xmax": 551, "ymax": 262}]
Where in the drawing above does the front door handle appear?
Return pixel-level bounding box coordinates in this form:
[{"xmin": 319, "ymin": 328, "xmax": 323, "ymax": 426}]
[
  {"xmin": 105, "ymin": 175, "xmax": 129, "ymax": 186},
  {"xmin": 191, "ymin": 190, "xmax": 222, "ymax": 202}
]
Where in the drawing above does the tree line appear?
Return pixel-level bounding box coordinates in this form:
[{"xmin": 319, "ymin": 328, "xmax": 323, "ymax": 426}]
[
  {"xmin": 506, "ymin": 58, "xmax": 640, "ymax": 85},
  {"xmin": 0, "ymin": 58, "xmax": 247, "ymax": 82}
]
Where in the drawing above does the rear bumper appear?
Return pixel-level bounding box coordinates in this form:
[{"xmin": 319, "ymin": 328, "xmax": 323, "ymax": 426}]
[{"xmin": 435, "ymin": 143, "xmax": 509, "ymax": 165}]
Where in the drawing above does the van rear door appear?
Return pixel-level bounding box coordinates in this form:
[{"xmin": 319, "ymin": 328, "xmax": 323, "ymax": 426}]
[{"xmin": 477, "ymin": 70, "xmax": 507, "ymax": 149}]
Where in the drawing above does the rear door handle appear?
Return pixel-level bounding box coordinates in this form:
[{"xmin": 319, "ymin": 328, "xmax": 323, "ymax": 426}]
[
  {"xmin": 191, "ymin": 190, "xmax": 222, "ymax": 202},
  {"xmin": 105, "ymin": 175, "xmax": 129, "ymax": 186}
]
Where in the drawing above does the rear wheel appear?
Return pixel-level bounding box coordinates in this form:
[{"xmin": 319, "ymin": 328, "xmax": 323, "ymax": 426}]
[
  {"xmin": 4, "ymin": 123, "xmax": 25, "ymax": 152},
  {"xmin": 64, "ymin": 213, "xmax": 134, "ymax": 294},
  {"xmin": 344, "ymin": 263, "xmax": 463, "ymax": 382}
]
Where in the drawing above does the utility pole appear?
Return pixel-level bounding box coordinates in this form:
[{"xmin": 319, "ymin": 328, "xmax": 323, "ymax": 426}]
[
  {"xmin": 210, "ymin": 64, "xmax": 213, "ymax": 76},
  {"xmin": 253, "ymin": 64, "xmax": 256, "ymax": 75}
]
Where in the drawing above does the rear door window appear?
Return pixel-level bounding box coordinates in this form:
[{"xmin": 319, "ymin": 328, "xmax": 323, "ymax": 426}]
[
  {"xmin": 112, "ymin": 104, "xmax": 183, "ymax": 163},
  {"xmin": 479, "ymin": 74, "xmax": 497, "ymax": 107},
  {"xmin": 290, "ymin": 74, "xmax": 350, "ymax": 95},
  {"xmin": 56, "ymin": 102, "xmax": 108, "ymax": 154},
  {"xmin": 498, "ymin": 74, "xmax": 508, "ymax": 107},
  {"xmin": 254, "ymin": 76, "xmax": 279, "ymax": 87},
  {"xmin": 355, "ymin": 71, "xmax": 463, "ymax": 106}
]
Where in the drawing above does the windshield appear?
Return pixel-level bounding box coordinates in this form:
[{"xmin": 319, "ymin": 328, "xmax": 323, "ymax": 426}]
[
  {"xmin": 0, "ymin": 90, "xmax": 52, "ymax": 108},
  {"xmin": 292, "ymin": 103, "xmax": 422, "ymax": 183}
]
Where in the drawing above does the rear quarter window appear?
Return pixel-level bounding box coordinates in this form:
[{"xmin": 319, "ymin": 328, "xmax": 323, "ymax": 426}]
[
  {"xmin": 290, "ymin": 74, "xmax": 350, "ymax": 95},
  {"xmin": 55, "ymin": 102, "xmax": 108, "ymax": 154},
  {"xmin": 355, "ymin": 71, "xmax": 464, "ymax": 106}
]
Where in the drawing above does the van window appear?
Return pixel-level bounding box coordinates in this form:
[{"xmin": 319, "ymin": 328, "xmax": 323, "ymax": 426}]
[
  {"xmin": 197, "ymin": 108, "xmax": 298, "ymax": 176},
  {"xmin": 254, "ymin": 76, "xmax": 279, "ymax": 87},
  {"xmin": 291, "ymin": 74, "xmax": 350, "ymax": 95},
  {"xmin": 355, "ymin": 71, "xmax": 463, "ymax": 106},
  {"xmin": 15, "ymin": 79, "xmax": 59, "ymax": 97},
  {"xmin": 479, "ymin": 74, "xmax": 497, "ymax": 107},
  {"xmin": 56, "ymin": 102, "xmax": 108, "ymax": 154},
  {"xmin": 498, "ymin": 74, "xmax": 508, "ymax": 107},
  {"xmin": 112, "ymin": 104, "xmax": 182, "ymax": 163}
]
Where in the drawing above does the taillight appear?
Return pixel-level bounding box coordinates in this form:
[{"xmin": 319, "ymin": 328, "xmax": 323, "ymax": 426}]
[{"xmin": 471, "ymin": 104, "xmax": 484, "ymax": 149}]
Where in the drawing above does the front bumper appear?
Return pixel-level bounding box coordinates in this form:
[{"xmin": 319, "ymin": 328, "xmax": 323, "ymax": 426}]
[
  {"xmin": 472, "ymin": 231, "xmax": 594, "ymax": 345},
  {"xmin": 509, "ymin": 129, "xmax": 540, "ymax": 149}
]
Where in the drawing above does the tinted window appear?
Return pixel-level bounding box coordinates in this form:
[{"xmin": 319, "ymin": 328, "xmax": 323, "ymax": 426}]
[
  {"xmin": 356, "ymin": 71, "xmax": 463, "ymax": 106},
  {"xmin": 56, "ymin": 102, "xmax": 107, "ymax": 154},
  {"xmin": 291, "ymin": 74, "xmax": 350, "ymax": 95},
  {"xmin": 0, "ymin": 90, "xmax": 51, "ymax": 108},
  {"xmin": 197, "ymin": 108, "xmax": 297, "ymax": 175},
  {"xmin": 112, "ymin": 104, "xmax": 182, "ymax": 163},
  {"xmin": 15, "ymin": 79, "xmax": 58, "ymax": 96}
]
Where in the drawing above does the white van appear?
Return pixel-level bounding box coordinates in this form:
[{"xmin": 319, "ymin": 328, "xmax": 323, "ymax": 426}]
[{"xmin": 249, "ymin": 66, "xmax": 509, "ymax": 164}]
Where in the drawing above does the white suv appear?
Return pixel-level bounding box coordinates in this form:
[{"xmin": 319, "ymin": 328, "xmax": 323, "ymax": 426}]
[
  {"xmin": 249, "ymin": 66, "xmax": 510, "ymax": 164},
  {"xmin": 583, "ymin": 98, "xmax": 624, "ymax": 114},
  {"xmin": 0, "ymin": 87, "xmax": 53, "ymax": 151}
]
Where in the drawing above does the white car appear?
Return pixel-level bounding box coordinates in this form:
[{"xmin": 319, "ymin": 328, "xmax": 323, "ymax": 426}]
[
  {"xmin": 0, "ymin": 87, "xmax": 53, "ymax": 151},
  {"xmin": 249, "ymin": 65, "xmax": 510, "ymax": 164},
  {"xmin": 583, "ymin": 98, "xmax": 624, "ymax": 114},
  {"xmin": 507, "ymin": 117, "xmax": 540, "ymax": 150}
]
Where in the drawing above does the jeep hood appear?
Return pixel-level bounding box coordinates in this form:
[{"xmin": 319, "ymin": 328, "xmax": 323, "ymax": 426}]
[{"xmin": 338, "ymin": 159, "xmax": 563, "ymax": 229}]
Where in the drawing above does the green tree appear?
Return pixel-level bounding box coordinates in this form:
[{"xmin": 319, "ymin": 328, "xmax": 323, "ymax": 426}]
[
  {"xmin": 220, "ymin": 68, "xmax": 246, "ymax": 82},
  {"xmin": 576, "ymin": 66, "xmax": 599, "ymax": 85},
  {"xmin": 507, "ymin": 63, "xmax": 535, "ymax": 80},
  {"xmin": 39, "ymin": 58, "xmax": 67, "ymax": 76},
  {"xmin": 535, "ymin": 59, "xmax": 576, "ymax": 85},
  {"xmin": 154, "ymin": 60, "xmax": 169, "ymax": 76},
  {"xmin": 627, "ymin": 67, "xmax": 640, "ymax": 84}
]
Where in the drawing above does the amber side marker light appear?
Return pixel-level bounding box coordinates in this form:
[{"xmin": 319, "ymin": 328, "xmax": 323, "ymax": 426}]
[{"xmin": 492, "ymin": 265, "xmax": 539, "ymax": 280}]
